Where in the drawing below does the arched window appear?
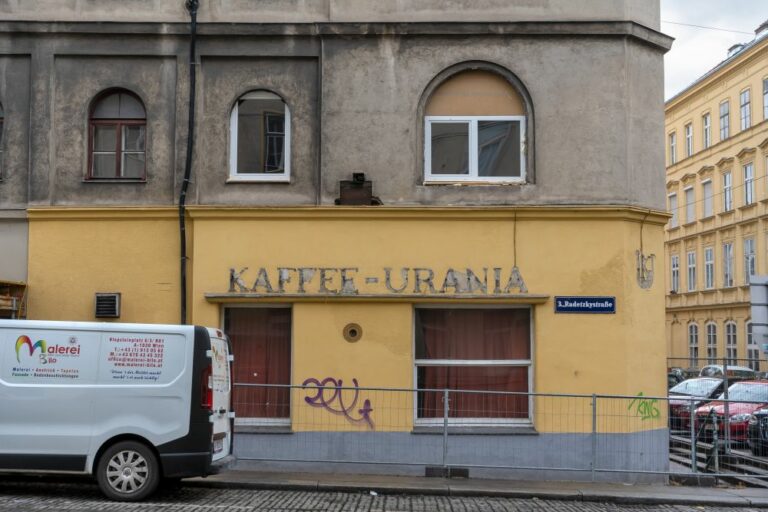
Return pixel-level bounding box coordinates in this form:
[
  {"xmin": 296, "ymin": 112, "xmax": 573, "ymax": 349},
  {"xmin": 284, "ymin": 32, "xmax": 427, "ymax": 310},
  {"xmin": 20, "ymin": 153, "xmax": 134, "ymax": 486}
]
[
  {"xmin": 88, "ymin": 90, "xmax": 146, "ymax": 179},
  {"xmin": 229, "ymin": 90, "xmax": 290, "ymax": 181},
  {"xmin": 424, "ymin": 69, "xmax": 527, "ymax": 183},
  {"xmin": 688, "ymin": 323, "xmax": 699, "ymax": 367},
  {"xmin": 706, "ymin": 323, "xmax": 718, "ymax": 364},
  {"xmin": 725, "ymin": 321, "xmax": 738, "ymax": 365}
]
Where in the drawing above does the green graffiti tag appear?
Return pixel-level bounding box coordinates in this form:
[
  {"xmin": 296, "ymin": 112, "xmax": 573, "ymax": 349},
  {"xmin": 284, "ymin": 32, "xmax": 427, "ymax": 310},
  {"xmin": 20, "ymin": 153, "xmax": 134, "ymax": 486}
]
[{"xmin": 627, "ymin": 392, "xmax": 660, "ymax": 421}]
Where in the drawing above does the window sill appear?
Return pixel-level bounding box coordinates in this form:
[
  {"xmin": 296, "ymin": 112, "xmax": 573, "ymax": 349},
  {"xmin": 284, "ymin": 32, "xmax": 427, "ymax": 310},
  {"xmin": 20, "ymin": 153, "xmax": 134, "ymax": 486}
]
[
  {"xmin": 683, "ymin": 221, "xmax": 696, "ymax": 227},
  {"xmin": 739, "ymin": 203, "xmax": 757, "ymax": 210},
  {"xmin": 700, "ymin": 215, "xmax": 715, "ymax": 221},
  {"xmin": 717, "ymin": 210, "xmax": 735, "ymax": 216},
  {"xmin": 667, "ymin": 225, "xmax": 680, "ymax": 232},
  {"xmin": 227, "ymin": 175, "xmax": 290, "ymax": 184},
  {"xmin": 82, "ymin": 179, "xmax": 146, "ymax": 184},
  {"xmin": 234, "ymin": 425, "xmax": 293, "ymax": 434},
  {"xmin": 412, "ymin": 425, "xmax": 537, "ymax": 435},
  {"xmin": 701, "ymin": 288, "xmax": 717, "ymax": 294},
  {"xmin": 422, "ymin": 180, "xmax": 525, "ymax": 186}
]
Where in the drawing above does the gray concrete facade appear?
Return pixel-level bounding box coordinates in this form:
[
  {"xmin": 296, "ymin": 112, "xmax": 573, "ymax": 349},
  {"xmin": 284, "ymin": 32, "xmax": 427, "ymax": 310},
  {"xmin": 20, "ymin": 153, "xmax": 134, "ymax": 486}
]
[
  {"xmin": 0, "ymin": 1, "xmax": 671, "ymax": 212},
  {"xmin": 233, "ymin": 429, "xmax": 669, "ymax": 484}
]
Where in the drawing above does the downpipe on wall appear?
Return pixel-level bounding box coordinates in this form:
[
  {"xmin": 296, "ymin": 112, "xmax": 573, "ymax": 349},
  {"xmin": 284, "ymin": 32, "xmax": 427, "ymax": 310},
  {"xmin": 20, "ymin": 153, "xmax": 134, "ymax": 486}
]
[{"xmin": 179, "ymin": 0, "xmax": 199, "ymax": 324}]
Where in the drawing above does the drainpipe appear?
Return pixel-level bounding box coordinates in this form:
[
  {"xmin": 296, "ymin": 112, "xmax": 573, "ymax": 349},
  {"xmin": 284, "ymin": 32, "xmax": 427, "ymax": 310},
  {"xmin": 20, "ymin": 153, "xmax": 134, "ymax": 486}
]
[{"xmin": 179, "ymin": 0, "xmax": 199, "ymax": 324}]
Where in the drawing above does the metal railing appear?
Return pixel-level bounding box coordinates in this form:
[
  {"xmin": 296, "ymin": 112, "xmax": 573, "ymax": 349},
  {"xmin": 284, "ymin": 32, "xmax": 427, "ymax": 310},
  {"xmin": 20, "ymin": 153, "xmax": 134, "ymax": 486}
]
[{"xmin": 225, "ymin": 383, "xmax": 764, "ymax": 481}]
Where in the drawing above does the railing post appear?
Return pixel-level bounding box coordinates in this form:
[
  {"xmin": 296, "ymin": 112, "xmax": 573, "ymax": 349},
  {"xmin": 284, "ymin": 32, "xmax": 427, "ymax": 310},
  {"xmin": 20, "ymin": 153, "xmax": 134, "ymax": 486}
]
[
  {"xmin": 689, "ymin": 398, "xmax": 697, "ymax": 473},
  {"xmin": 591, "ymin": 394, "xmax": 597, "ymax": 482},
  {"xmin": 442, "ymin": 388, "xmax": 449, "ymax": 474},
  {"xmin": 712, "ymin": 413, "xmax": 720, "ymax": 474},
  {"xmin": 722, "ymin": 356, "xmax": 731, "ymax": 454}
]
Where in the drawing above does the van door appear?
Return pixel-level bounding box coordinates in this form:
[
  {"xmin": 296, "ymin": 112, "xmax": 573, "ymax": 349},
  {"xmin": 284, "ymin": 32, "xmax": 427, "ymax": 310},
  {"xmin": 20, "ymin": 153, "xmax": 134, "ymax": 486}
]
[{"xmin": 208, "ymin": 332, "xmax": 232, "ymax": 460}]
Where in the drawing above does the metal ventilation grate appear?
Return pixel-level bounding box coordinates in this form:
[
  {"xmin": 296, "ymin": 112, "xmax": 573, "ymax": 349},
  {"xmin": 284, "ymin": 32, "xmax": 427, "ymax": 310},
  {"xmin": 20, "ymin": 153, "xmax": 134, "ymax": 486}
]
[{"xmin": 95, "ymin": 293, "xmax": 121, "ymax": 318}]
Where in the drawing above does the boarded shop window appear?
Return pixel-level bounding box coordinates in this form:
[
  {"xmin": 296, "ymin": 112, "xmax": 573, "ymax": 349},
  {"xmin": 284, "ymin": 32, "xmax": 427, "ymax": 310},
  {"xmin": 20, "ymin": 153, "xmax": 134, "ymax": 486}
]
[
  {"xmin": 229, "ymin": 90, "xmax": 290, "ymax": 182},
  {"xmin": 414, "ymin": 308, "xmax": 531, "ymax": 423},
  {"xmin": 224, "ymin": 307, "xmax": 291, "ymax": 421},
  {"xmin": 424, "ymin": 70, "xmax": 527, "ymax": 183},
  {"xmin": 88, "ymin": 90, "xmax": 146, "ymax": 180}
]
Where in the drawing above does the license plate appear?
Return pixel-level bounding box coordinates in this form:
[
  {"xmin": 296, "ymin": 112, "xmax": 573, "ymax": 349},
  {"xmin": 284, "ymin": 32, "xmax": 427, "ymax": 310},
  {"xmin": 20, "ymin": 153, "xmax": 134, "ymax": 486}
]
[{"xmin": 213, "ymin": 438, "xmax": 224, "ymax": 453}]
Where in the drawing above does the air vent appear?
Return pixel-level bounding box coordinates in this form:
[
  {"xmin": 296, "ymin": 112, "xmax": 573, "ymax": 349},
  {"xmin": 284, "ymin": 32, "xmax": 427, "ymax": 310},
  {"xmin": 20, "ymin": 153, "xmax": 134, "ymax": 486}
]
[{"xmin": 95, "ymin": 293, "xmax": 121, "ymax": 318}]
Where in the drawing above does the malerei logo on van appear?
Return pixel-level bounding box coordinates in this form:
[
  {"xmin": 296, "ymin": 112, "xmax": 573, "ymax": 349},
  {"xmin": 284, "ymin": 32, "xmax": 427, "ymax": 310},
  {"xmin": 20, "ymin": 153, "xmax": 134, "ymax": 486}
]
[{"xmin": 15, "ymin": 335, "xmax": 81, "ymax": 364}]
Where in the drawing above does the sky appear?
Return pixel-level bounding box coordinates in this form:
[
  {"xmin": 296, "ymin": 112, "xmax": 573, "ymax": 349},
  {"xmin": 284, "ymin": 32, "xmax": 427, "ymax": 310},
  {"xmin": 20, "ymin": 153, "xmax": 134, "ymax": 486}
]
[{"xmin": 661, "ymin": 0, "xmax": 768, "ymax": 100}]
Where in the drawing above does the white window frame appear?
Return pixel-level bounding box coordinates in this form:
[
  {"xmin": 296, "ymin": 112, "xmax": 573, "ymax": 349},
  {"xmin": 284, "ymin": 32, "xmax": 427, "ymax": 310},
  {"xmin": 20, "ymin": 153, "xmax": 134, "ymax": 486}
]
[
  {"xmin": 726, "ymin": 321, "xmax": 738, "ymax": 365},
  {"xmin": 720, "ymin": 100, "xmax": 730, "ymax": 140},
  {"xmin": 744, "ymin": 162, "xmax": 754, "ymax": 205},
  {"xmin": 687, "ymin": 250, "xmax": 696, "ymax": 292},
  {"xmin": 669, "ymin": 132, "xmax": 677, "ymax": 165},
  {"xmin": 685, "ymin": 123, "xmax": 693, "ymax": 157},
  {"xmin": 740, "ymin": 88, "xmax": 751, "ymax": 131},
  {"xmin": 668, "ymin": 193, "xmax": 678, "ymax": 227},
  {"xmin": 228, "ymin": 92, "xmax": 291, "ymax": 183},
  {"xmin": 671, "ymin": 254, "xmax": 680, "ymax": 293},
  {"xmin": 703, "ymin": 113, "xmax": 711, "ymax": 149},
  {"xmin": 763, "ymin": 78, "xmax": 768, "ymax": 121},
  {"xmin": 723, "ymin": 241, "xmax": 734, "ymax": 287},
  {"xmin": 704, "ymin": 246, "xmax": 715, "ymax": 289},
  {"xmin": 706, "ymin": 323, "xmax": 718, "ymax": 364},
  {"xmin": 744, "ymin": 238, "xmax": 756, "ymax": 285},
  {"xmin": 747, "ymin": 322, "xmax": 760, "ymax": 371},
  {"xmin": 702, "ymin": 179, "xmax": 713, "ymax": 217},
  {"xmin": 413, "ymin": 305, "xmax": 533, "ymax": 426},
  {"xmin": 723, "ymin": 172, "xmax": 733, "ymax": 212},
  {"xmin": 688, "ymin": 323, "xmax": 699, "ymax": 367},
  {"xmin": 424, "ymin": 116, "xmax": 526, "ymax": 184},
  {"xmin": 684, "ymin": 186, "xmax": 695, "ymax": 223}
]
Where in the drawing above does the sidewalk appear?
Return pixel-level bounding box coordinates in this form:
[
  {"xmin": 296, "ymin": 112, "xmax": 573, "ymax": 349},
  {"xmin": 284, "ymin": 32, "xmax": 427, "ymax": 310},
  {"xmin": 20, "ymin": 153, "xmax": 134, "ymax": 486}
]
[{"xmin": 186, "ymin": 469, "xmax": 768, "ymax": 507}]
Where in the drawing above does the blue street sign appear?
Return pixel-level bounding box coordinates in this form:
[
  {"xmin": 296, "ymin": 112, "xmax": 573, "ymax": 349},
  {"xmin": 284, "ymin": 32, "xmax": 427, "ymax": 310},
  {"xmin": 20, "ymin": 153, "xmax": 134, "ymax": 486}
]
[{"xmin": 554, "ymin": 296, "xmax": 616, "ymax": 314}]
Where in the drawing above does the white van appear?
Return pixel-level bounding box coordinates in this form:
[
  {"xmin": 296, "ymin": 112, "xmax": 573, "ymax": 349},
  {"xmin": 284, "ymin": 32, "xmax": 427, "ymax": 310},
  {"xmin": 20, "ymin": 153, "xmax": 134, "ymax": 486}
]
[{"xmin": 0, "ymin": 320, "xmax": 233, "ymax": 501}]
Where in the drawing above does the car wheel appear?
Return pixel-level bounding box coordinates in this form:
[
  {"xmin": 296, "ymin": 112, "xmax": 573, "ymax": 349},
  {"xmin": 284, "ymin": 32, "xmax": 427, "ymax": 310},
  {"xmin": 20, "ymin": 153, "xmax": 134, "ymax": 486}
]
[{"xmin": 96, "ymin": 441, "xmax": 160, "ymax": 501}]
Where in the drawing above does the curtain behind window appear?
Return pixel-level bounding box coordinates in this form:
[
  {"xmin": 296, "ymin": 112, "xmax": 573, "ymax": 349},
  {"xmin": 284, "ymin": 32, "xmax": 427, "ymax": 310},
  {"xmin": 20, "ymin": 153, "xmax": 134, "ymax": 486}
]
[
  {"xmin": 416, "ymin": 309, "xmax": 530, "ymax": 419},
  {"xmin": 225, "ymin": 308, "xmax": 291, "ymax": 418}
]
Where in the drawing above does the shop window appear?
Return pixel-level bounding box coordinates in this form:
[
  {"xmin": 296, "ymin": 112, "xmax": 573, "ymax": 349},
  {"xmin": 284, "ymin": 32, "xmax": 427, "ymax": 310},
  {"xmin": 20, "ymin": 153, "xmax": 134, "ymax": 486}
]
[
  {"xmin": 229, "ymin": 90, "xmax": 290, "ymax": 182},
  {"xmin": 424, "ymin": 70, "xmax": 527, "ymax": 183},
  {"xmin": 88, "ymin": 90, "xmax": 146, "ymax": 180},
  {"xmin": 414, "ymin": 308, "xmax": 531, "ymax": 424},
  {"xmin": 224, "ymin": 307, "xmax": 291, "ymax": 423}
]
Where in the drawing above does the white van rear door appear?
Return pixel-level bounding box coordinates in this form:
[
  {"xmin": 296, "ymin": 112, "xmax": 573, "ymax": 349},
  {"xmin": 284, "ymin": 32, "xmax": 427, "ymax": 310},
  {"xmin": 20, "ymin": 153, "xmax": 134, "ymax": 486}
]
[{"xmin": 209, "ymin": 334, "xmax": 232, "ymax": 460}]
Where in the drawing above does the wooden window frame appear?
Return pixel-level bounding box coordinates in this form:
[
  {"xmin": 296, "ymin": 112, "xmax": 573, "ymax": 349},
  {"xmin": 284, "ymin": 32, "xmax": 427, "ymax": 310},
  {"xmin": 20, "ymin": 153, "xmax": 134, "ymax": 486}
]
[{"xmin": 88, "ymin": 90, "xmax": 146, "ymax": 182}]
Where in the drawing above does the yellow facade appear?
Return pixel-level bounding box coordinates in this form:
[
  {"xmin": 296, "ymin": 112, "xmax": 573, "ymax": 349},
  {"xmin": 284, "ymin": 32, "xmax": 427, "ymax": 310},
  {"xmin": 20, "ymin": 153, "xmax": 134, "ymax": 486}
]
[
  {"xmin": 665, "ymin": 35, "xmax": 768, "ymax": 372},
  {"xmin": 27, "ymin": 205, "xmax": 667, "ymax": 433}
]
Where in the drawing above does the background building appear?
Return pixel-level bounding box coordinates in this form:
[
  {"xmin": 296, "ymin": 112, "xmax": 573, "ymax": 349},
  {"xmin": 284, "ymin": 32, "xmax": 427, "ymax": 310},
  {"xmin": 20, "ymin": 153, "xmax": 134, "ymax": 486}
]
[
  {"xmin": 0, "ymin": 1, "xmax": 671, "ymax": 481},
  {"xmin": 665, "ymin": 21, "xmax": 768, "ymax": 373}
]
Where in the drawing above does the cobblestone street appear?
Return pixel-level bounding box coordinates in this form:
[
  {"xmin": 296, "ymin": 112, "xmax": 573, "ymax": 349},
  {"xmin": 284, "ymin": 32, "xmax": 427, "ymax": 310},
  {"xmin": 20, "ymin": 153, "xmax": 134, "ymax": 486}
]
[{"xmin": 0, "ymin": 479, "xmax": 763, "ymax": 512}]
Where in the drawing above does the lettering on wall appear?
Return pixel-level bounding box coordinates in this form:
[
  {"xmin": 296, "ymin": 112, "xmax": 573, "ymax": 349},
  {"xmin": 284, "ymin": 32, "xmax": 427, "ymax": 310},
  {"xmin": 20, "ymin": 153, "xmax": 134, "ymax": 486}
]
[
  {"xmin": 228, "ymin": 266, "xmax": 528, "ymax": 296},
  {"xmin": 302, "ymin": 377, "xmax": 374, "ymax": 429}
]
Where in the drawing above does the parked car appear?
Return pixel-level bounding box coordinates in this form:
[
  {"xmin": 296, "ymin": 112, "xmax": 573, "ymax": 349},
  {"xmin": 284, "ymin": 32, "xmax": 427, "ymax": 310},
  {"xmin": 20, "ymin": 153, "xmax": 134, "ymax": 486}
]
[
  {"xmin": 694, "ymin": 380, "xmax": 768, "ymax": 445},
  {"xmin": 699, "ymin": 364, "xmax": 756, "ymax": 380},
  {"xmin": 747, "ymin": 408, "xmax": 768, "ymax": 456},
  {"xmin": 668, "ymin": 368, "xmax": 686, "ymax": 389},
  {"xmin": 668, "ymin": 377, "xmax": 724, "ymax": 431}
]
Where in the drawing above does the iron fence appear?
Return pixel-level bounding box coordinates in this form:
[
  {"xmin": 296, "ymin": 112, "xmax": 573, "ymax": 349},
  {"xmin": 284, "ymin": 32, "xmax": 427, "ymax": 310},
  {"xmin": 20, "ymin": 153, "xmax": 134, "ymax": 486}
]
[{"xmin": 229, "ymin": 383, "xmax": 768, "ymax": 481}]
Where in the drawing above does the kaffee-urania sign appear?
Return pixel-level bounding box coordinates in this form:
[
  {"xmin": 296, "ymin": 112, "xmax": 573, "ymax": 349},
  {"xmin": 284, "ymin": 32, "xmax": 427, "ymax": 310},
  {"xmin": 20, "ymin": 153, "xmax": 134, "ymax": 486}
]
[{"xmin": 228, "ymin": 266, "xmax": 528, "ymax": 296}]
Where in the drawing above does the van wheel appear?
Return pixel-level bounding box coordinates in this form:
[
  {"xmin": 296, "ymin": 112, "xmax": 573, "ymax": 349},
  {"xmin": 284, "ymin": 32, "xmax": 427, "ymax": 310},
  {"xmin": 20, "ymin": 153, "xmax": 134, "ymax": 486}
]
[{"xmin": 96, "ymin": 441, "xmax": 160, "ymax": 501}]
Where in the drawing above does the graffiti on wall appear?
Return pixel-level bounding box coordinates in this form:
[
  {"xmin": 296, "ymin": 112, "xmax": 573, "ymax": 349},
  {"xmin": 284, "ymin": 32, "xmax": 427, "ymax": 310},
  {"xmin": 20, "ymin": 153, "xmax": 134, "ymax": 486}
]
[
  {"xmin": 302, "ymin": 377, "xmax": 374, "ymax": 429},
  {"xmin": 627, "ymin": 392, "xmax": 660, "ymax": 421}
]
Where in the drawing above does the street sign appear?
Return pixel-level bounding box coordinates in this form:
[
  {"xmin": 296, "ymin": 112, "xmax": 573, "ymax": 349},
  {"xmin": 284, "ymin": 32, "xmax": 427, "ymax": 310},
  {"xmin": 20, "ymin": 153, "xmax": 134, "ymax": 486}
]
[{"xmin": 554, "ymin": 296, "xmax": 616, "ymax": 314}]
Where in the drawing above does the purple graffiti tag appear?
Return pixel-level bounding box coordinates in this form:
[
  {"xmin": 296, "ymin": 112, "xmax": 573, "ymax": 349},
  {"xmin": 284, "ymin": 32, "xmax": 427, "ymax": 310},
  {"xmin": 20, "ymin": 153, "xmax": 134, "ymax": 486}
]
[{"xmin": 302, "ymin": 377, "xmax": 374, "ymax": 430}]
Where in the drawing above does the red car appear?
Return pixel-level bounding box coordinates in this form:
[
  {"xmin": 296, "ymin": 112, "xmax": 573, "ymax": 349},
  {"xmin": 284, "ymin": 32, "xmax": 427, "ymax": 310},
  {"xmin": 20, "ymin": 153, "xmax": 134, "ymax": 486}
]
[
  {"xmin": 668, "ymin": 377, "xmax": 724, "ymax": 431},
  {"xmin": 694, "ymin": 381, "xmax": 768, "ymax": 445}
]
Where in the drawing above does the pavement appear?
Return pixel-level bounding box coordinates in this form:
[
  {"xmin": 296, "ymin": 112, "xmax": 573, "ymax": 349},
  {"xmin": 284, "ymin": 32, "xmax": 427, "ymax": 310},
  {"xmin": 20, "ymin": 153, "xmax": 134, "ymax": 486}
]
[{"xmin": 186, "ymin": 469, "xmax": 768, "ymax": 508}]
